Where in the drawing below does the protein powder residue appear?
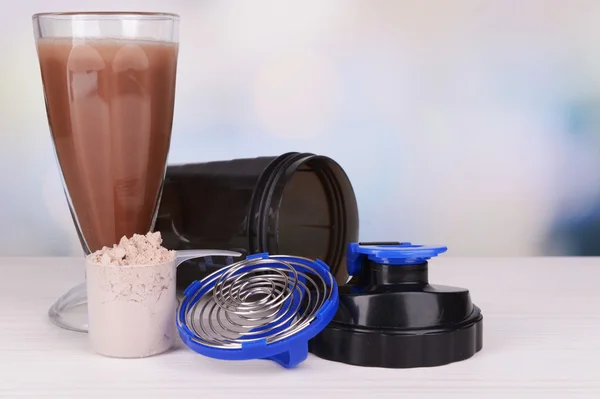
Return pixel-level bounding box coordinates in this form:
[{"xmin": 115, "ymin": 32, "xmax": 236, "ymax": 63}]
[{"xmin": 87, "ymin": 231, "xmax": 176, "ymax": 266}]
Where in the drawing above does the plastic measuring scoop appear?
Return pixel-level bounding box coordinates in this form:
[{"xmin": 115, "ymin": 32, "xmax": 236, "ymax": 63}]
[{"xmin": 53, "ymin": 249, "xmax": 243, "ymax": 334}]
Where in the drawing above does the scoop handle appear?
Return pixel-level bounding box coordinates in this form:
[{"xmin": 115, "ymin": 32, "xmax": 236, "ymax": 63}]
[{"xmin": 175, "ymin": 249, "xmax": 243, "ymax": 267}]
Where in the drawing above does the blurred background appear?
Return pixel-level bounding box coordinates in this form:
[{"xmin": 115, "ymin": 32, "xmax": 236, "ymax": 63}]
[{"xmin": 2, "ymin": 0, "xmax": 600, "ymax": 257}]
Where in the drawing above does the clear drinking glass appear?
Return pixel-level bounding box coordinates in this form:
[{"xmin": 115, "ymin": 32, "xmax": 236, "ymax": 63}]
[{"xmin": 32, "ymin": 12, "xmax": 180, "ymax": 332}]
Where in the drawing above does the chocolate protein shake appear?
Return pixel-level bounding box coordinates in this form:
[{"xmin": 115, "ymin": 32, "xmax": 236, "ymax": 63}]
[{"xmin": 36, "ymin": 38, "xmax": 178, "ymax": 252}]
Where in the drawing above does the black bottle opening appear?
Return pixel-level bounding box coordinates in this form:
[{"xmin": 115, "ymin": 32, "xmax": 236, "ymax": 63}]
[{"xmin": 155, "ymin": 152, "xmax": 359, "ymax": 289}]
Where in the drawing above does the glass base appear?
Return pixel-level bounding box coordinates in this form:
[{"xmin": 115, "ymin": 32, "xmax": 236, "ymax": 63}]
[{"xmin": 48, "ymin": 282, "xmax": 88, "ymax": 333}]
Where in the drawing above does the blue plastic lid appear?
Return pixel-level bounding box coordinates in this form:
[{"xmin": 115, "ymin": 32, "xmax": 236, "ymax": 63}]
[
  {"xmin": 347, "ymin": 242, "xmax": 448, "ymax": 276},
  {"xmin": 177, "ymin": 252, "xmax": 338, "ymax": 369}
]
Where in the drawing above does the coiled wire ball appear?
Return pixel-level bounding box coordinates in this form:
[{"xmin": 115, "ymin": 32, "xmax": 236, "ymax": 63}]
[{"xmin": 180, "ymin": 255, "xmax": 334, "ymax": 349}]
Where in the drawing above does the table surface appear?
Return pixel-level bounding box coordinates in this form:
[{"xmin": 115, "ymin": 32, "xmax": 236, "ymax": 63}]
[{"xmin": 1, "ymin": 256, "xmax": 599, "ymax": 398}]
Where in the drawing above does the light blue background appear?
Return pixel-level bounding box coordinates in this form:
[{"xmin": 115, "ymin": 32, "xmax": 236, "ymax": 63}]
[{"xmin": 3, "ymin": 0, "xmax": 600, "ymax": 257}]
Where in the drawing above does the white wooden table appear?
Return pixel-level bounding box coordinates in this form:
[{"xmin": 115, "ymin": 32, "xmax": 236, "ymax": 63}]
[{"xmin": 1, "ymin": 257, "xmax": 599, "ymax": 398}]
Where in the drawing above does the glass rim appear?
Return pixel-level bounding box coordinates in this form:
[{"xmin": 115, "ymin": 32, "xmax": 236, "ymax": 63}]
[{"xmin": 32, "ymin": 11, "xmax": 179, "ymax": 21}]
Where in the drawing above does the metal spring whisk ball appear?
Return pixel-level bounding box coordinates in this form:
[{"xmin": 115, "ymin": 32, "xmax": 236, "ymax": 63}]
[{"xmin": 180, "ymin": 255, "xmax": 335, "ymax": 349}]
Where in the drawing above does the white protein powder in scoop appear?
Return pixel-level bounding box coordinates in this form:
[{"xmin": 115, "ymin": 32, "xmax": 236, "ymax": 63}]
[
  {"xmin": 86, "ymin": 231, "xmax": 178, "ymax": 358},
  {"xmin": 88, "ymin": 231, "xmax": 176, "ymax": 266}
]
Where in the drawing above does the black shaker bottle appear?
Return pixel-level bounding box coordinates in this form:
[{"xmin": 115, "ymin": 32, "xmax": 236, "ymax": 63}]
[{"xmin": 154, "ymin": 152, "xmax": 359, "ymax": 289}]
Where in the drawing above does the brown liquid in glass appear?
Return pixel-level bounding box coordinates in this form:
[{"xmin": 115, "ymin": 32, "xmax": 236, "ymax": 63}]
[{"xmin": 37, "ymin": 38, "xmax": 178, "ymax": 252}]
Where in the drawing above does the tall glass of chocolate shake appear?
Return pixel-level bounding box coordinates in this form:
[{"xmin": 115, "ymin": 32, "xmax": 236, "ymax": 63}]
[{"xmin": 33, "ymin": 12, "xmax": 179, "ymax": 332}]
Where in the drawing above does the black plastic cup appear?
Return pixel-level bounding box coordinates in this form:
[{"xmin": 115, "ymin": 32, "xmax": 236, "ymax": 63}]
[{"xmin": 155, "ymin": 152, "xmax": 359, "ymax": 289}]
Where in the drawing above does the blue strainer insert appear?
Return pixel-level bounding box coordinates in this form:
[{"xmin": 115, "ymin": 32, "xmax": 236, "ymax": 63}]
[{"xmin": 177, "ymin": 252, "xmax": 338, "ymax": 368}]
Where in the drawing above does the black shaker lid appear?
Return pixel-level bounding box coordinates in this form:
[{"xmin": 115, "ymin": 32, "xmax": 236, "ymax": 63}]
[{"xmin": 309, "ymin": 242, "xmax": 483, "ymax": 368}]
